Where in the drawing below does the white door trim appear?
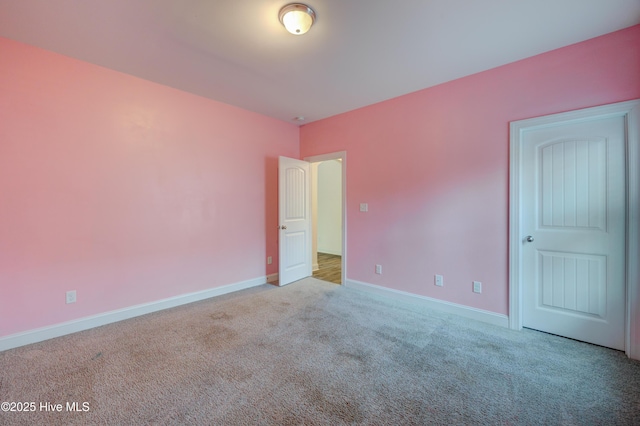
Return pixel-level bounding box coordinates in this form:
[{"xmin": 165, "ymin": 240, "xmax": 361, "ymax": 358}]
[
  {"xmin": 509, "ymin": 99, "xmax": 640, "ymax": 359},
  {"xmin": 304, "ymin": 151, "xmax": 347, "ymax": 285}
]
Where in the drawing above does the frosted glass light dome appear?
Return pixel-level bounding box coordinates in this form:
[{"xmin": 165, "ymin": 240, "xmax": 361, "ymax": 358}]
[{"xmin": 279, "ymin": 4, "xmax": 316, "ymax": 35}]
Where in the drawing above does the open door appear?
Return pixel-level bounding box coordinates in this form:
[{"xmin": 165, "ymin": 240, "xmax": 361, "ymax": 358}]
[
  {"xmin": 278, "ymin": 156, "xmax": 312, "ymax": 286},
  {"xmin": 306, "ymin": 151, "xmax": 347, "ymax": 286}
]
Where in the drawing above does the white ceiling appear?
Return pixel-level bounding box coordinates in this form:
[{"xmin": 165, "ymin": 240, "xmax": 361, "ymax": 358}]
[{"xmin": 1, "ymin": 0, "xmax": 639, "ymax": 125}]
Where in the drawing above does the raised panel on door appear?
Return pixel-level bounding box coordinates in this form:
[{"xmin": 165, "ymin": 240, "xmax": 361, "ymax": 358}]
[
  {"xmin": 538, "ymin": 251, "xmax": 607, "ymax": 318},
  {"xmin": 539, "ymin": 139, "xmax": 607, "ymax": 230}
]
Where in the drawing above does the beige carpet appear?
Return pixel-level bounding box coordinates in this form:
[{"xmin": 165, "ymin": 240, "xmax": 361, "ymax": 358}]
[{"xmin": 1, "ymin": 278, "xmax": 639, "ymax": 425}]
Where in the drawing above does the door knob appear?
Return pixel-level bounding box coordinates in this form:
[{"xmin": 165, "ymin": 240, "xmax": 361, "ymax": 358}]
[
  {"xmin": 526, "ymin": 235, "xmax": 534, "ymax": 242},
  {"xmin": 279, "ymin": 225, "xmax": 287, "ymax": 230}
]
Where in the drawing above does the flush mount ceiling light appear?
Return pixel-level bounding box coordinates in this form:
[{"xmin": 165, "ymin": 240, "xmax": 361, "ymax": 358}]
[{"xmin": 279, "ymin": 3, "xmax": 316, "ymax": 35}]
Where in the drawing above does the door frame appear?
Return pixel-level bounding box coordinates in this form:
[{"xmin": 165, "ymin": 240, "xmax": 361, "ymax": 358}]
[
  {"xmin": 304, "ymin": 151, "xmax": 347, "ymax": 285},
  {"xmin": 508, "ymin": 99, "xmax": 640, "ymax": 359}
]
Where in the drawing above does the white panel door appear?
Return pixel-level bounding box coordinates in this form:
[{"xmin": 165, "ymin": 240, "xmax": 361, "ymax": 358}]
[
  {"xmin": 278, "ymin": 156, "xmax": 311, "ymax": 286},
  {"xmin": 521, "ymin": 116, "xmax": 626, "ymax": 350}
]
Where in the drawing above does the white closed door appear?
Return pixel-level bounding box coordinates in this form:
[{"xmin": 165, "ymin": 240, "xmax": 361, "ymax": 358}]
[
  {"xmin": 278, "ymin": 156, "xmax": 312, "ymax": 286},
  {"xmin": 521, "ymin": 115, "xmax": 626, "ymax": 350}
]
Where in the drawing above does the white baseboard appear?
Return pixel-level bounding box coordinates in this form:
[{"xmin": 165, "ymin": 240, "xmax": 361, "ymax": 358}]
[
  {"xmin": 0, "ymin": 276, "xmax": 267, "ymax": 352},
  {"xmin": 345, "ymin": 279, "xmax": 509, "ymax": 328}
]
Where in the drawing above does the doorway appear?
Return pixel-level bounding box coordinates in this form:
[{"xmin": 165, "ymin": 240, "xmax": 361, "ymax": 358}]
[
  {"xmin": 306, "ymin": 151, "xmax": 346, "ymax": 285},
  {"xmin": 509, "ymin": 99, "xmax": 640, "ymax": 359}
]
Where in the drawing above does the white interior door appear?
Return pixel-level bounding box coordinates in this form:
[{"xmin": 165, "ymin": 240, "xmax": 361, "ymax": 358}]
[
  {"xmin": 521, "ymin": 116, "xmax": 626, "ymax": 350},
  {"xmin": 278, "ymin": 156, "xmax": 311, "ymax": 286}
]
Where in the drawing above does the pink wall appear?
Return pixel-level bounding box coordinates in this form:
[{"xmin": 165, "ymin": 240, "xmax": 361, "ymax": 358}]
[
  {"xmin": 300, "ymin": 25, "xmax": 640, "ymax": 315},
  {"xmin": 0, "ymin": 37, "xmax": 298, "ymax": 337},
  {"xmin": 1, "ymin": 25, "xmax": 638, "ymax": 339}
]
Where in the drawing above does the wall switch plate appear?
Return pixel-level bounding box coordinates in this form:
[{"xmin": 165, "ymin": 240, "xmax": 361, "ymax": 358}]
[
  {"xmin": 66, "ymin": 290, "xmax": 77, "ymax": 304},
  {"xmin": 360, "ymin": 203, "xmax": 368, "ymax": 212},
  {"xmin": 375, "ymin": 264, "xmax": 382, "ymax": 274},
  {"xmin": 473, "ymin": 281, "xmax": 482, "ymax": 294},
  {"xmin": 435, "ymin": 274, "xmax": 444, "ymax": 287},
  {"xmin": 267, "ymin": 256, "xmax": 272, "ymax": 265}
]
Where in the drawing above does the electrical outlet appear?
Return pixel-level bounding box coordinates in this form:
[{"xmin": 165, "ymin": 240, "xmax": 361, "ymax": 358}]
[
  {"xmin": 375, "ymin": 264, "xmax": 382, "ymax": 274},
  {"xmin": 267, "ymin": 256, "xmax": 272, "ymax": 265},
  {"xmin": 473, "ymin": 281, "xmax": 482, "ymax": 294},
  {"xmin": 434, "ymin": 274, "xmax": 444, "ymax": 287},
  {"xmin": 360, "ymin": 203, "xmax": 368, "ymax": 212},
  {"xmin": 66, "ymin": 290, "xmax": 77, "ymax": 304}
]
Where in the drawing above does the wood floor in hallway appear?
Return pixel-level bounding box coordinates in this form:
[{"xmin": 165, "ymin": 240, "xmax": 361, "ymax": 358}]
[{"xmin": 312, "ymin": 252, "xmax": 341, "ymax": 284}]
